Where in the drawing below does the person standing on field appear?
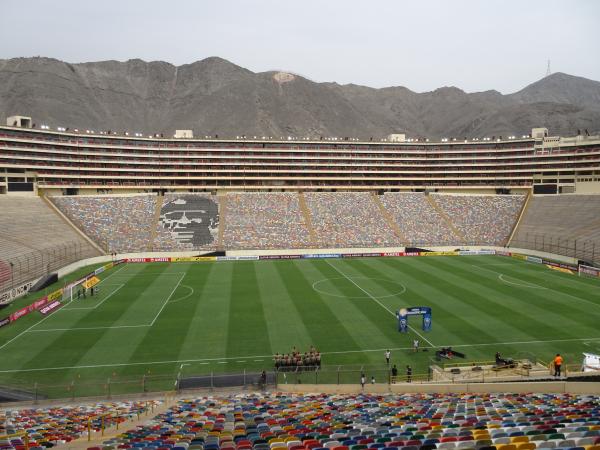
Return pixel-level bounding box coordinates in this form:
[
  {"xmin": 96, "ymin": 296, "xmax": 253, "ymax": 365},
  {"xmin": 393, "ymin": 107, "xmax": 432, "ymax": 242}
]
[
  {"xmin": 385, "ymin": 349, "xmax": 391, "ymax": 365},
  {"xmin": 553, "ymin": 353, "xmax": 563, "ymax": 377},
  {"xmin": 413, "ymin": 339, "xmax": 419, "ymax": 352}
]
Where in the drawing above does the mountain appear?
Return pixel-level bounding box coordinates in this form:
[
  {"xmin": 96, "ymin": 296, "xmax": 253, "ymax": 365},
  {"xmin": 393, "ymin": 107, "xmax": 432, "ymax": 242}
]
[{"xmin": 0, "ymin": 57, "xmax": 599, "ymax": 139}]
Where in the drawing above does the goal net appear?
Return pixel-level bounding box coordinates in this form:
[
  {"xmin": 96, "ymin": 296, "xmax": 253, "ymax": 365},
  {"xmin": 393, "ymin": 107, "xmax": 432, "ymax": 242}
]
[
  {"xmin": 578, "ymin": 264, "xmax": 600, "ymax": 279},
  {"xmin": 62, "ymin": 275, "xmax": 99, "ymax": 303}
]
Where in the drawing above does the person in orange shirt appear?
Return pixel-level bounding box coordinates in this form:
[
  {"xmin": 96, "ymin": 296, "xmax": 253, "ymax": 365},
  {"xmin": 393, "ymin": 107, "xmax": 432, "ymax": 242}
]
[{"xmin": 553, "ymin": 353, "xmax": 563, "ymax": 377}]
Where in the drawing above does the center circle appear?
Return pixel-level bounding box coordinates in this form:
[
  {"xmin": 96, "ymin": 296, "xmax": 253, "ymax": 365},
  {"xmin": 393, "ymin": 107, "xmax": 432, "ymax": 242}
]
[{"xmin": 312, "ymin": 277, "xmax": 406, "ymax": 299}]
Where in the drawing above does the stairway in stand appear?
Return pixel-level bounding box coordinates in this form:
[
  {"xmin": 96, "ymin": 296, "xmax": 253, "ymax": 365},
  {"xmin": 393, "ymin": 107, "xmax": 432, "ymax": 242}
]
[
  {"xmin": 147, "ymin": 193, "xmax": 163, "ymax": 251},
  {"xmin": 298, "ymin": 192, "xmax": 317, "ymax": 247},
  {"xmin": 426, "ymin": 195, "xmax": 466, "ymax": 243},
  {"xmin": 371, "ymin": 192, "xmax": 406, "ymax": 244},
  {"xmin": 217, "ymin": 193, "xmax": 227, "ymax": 249}
]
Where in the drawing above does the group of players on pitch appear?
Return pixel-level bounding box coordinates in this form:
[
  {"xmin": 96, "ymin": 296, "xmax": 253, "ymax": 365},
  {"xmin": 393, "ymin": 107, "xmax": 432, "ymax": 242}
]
[{"xmin": 273, "ymin": 346, "xmax": 322, "ymax": 371}]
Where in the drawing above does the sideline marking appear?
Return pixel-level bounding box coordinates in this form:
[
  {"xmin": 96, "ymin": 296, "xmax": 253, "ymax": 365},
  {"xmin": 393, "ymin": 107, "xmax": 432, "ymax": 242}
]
[
  {"xmin": 1, "ymin": 336, "xmax": 599, "ymax": 374},
  {"xmin": 29, "ymin": 324, "xmax": 150, "ymax": 332},
  {"xmin": 111, "ymin": 272, "xmax": 188, "ymax": 276},
  {"xmin": 312, "ymin": 276, "xmax": 406, "ymax": 299},
  {"xmin": 324, "ymin": 259, "xmax": 435, "ymax": 348}
]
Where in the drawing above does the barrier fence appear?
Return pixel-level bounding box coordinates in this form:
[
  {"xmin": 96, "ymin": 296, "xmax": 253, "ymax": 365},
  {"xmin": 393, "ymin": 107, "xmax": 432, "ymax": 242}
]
[
  {"xmin": 275, "ymin": 364, "xmax": 430, "ymax": 385},
  {"xmin": 511, "ymin": 233, "xmax": 597, "ymax": 264},
  {"xmin": 0, "ymin": 360, "xmax": 568, "ymax": 403},
  {"xmin": 0, "ymin": 241, "xmax": 90, "ymax": 296}
]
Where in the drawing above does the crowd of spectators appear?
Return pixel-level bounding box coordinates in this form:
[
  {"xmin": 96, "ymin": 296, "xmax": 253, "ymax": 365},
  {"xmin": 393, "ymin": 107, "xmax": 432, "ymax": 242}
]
[
  {"xmin": 0, "ymin": 400, "xmax": 160, "ymax": 448},
  {"xmin": 224, "ymin": 193, "xmax": 311, "ymax": 249},
  {"xmin": 432, "ymin": 194, "xmax": 525, "ymax": 246},
  {"xmin": 51, "ymin": 194, "xmax": 156, "ymax": 253},
  {"xmin": 380, "ymin": 192, "xmax": 459, "ymax": 245},
  {"xmin": 273, "ymin": 346, "xmax": 321, "ymax": 372},
  {"xmin": 153, "ymin": 193, "xmax": 220, "ymax": 251},
  {"xmin": 45, "ymin": 192, "xmax": 529, "ymax": 253},
  {"xmin": 305, "ymin": 192, "xmax": 399, "ymax": 248}
]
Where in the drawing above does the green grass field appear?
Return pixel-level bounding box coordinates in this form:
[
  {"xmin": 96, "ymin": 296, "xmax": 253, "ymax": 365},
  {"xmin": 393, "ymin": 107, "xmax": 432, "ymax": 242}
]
[{"xmin": 1, "ymin": 255, "xmax": 599, "ymax": 398}]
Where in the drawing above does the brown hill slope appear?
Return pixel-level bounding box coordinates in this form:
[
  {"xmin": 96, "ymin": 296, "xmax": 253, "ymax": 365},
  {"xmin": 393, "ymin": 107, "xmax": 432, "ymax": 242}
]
[{"xmin": 0, "ymin": 57, "xmax": 599, "ymax": 138}]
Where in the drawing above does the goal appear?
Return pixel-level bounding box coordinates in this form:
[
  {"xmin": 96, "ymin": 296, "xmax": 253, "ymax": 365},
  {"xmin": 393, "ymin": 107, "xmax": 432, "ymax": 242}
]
[
  {"xmin": 62, "ymin": 276, "xmax": 93, "ymax": 303},
  {"xmin": 578, "ymin": 264, "xmax": 600, "ymax": 279}
]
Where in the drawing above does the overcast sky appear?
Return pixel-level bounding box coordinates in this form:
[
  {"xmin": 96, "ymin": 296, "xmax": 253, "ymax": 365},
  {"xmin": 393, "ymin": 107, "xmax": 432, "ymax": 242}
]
[{"xmin": 1, "ymin": 0, "xmax": 599, "ymax": 93}]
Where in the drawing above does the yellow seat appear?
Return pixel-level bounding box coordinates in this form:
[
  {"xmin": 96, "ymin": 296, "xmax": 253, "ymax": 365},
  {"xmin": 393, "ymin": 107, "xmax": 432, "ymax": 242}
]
[
  {"xmin": 511, "ymin": 437, "xmax": 529, "ymax": 443},
  {"xmin": 497, "ymin": 445, "xmax": 517, "ymax": 450},
  {"xmin": 516, "ymin": 443, "xmax": 536, "ymax": 450}
]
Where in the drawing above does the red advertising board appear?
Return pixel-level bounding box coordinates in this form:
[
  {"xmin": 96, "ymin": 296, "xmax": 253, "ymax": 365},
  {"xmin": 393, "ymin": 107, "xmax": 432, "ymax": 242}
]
[
  {"xmin": 125, "ymin": 257, "xmax": 172, "ymax": 263},
  {"xmin": 39, "ymin": 300, "xmax": 63, "ymax": 315}
]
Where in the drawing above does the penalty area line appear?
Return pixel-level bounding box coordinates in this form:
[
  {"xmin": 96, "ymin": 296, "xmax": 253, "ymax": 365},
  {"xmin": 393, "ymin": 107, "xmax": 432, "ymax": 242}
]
[
  {"xmin": 62, "ymin": 283, "xmax": 126, "ymax": 310},
  {"xmin": 0, "ymin": 264, "xmax": 130, "ymax": 352}
]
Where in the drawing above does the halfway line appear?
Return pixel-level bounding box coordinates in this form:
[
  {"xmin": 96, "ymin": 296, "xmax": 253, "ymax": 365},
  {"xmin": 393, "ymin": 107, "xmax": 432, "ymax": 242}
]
[{"xmin": 324, "ymin": 259, "xmax": 435, "ymax": 348}]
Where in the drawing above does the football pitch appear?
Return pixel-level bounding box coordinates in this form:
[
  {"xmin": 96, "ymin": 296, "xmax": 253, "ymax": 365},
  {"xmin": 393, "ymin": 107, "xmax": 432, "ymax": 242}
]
[{"xmin": 1, "ymin": 255, "xmax": 599, "ymax": 398}]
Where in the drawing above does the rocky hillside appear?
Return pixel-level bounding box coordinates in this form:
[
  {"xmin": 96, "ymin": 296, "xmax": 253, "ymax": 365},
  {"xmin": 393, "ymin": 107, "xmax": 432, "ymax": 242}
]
[{"xmin": 1, "ymin": 56, "xmax": 599, "ymax": 139}]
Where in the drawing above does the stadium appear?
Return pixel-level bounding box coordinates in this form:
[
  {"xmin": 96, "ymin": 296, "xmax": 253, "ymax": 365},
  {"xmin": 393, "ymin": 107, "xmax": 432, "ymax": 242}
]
[{"xmin": 1, "ymin": 118, "xmax": 600, "ymax": 448}]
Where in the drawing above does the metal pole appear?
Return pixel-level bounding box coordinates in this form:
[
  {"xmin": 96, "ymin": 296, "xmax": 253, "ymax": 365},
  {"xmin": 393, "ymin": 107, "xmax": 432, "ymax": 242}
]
[{"xmin": 9, "ymin": 261, "xmax": 14, "ymax": 291}]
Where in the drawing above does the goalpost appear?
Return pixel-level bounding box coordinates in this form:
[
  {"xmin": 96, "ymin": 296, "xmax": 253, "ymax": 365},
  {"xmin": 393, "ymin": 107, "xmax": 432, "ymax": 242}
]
[
  {"xmin": 62, "ymin": 275, "xmax": 98, "ymax": 303},
  {"xmin": 62, "ymin": 279, "xmax": 83, "ymax": 304},
  {"xmin": 578, "ymin": 264, "xmax": 600, "ymax": 279}
]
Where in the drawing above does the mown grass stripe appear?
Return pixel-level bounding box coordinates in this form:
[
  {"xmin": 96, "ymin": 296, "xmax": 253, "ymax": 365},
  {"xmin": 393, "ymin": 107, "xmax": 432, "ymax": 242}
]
[
  {"xmin": 373, "ymin": 257, "xmax": 504, "ymax": 352},
  {"xmin": 122, "ymin": 263, "xmax": 214, "ymax": 377},
  {"xmin": 177, "ymin": 262, "xmax": 234, "ymax": 365},
  {"xmin": 226, "ymin": 261, "xmax": 272, "ymax": 360},
  {"xmin": 446, "ymin": 257, "xmax": 600, "ymax": 335},
  {"xmin": 311, "ymin": 259, "xmax": 415, "ymax": 349},
  {"xmin": 256, "ymin": 261, "xmax": 313, "ymax": 354},
  {"xmin": 274, "ymin": 260, "xmax": 363, "ymax": 356},
  {"xmin": 423, "ymin": 257, "xmax": 586, "ymax": 339}
]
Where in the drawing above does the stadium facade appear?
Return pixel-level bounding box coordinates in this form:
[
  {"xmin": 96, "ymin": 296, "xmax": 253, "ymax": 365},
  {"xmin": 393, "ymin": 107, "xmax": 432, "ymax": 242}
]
[{"xmin": 1, "ymin": 119, "xmax": 599, "ymax": 196}]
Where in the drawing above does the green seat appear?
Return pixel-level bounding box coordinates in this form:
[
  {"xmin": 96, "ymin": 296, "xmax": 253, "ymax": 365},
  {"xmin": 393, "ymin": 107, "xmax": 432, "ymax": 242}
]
[{"xmin": 530, "ymin": 435, "xmax": 547, "ymax": 442}]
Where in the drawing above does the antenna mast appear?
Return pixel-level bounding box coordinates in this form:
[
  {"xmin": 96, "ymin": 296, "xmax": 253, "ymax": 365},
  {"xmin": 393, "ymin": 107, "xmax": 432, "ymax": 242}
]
[{"xmin": 546, "ymin": 60, "xmax": 551, "ymax": 77}]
